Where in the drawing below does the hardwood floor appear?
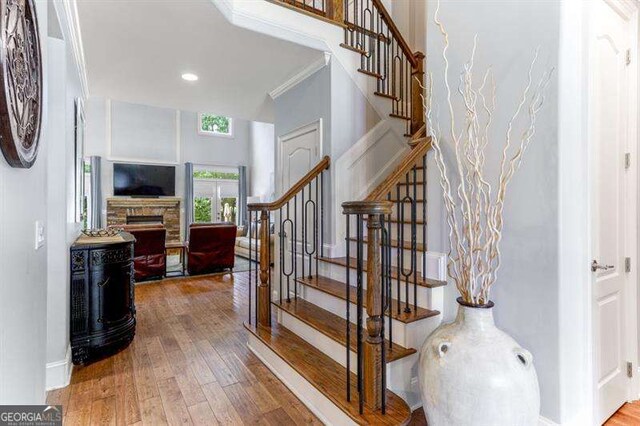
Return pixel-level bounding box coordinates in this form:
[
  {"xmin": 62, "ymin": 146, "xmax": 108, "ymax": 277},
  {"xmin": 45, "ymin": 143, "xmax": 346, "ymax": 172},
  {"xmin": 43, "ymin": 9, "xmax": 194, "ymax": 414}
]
[
  {"xmin": 46, "ymin": 272, "xmax": 322, "ymax": 425},
  {"xmin": 606, "ymin": 402, "xmax": 640, "ymax": 425}
]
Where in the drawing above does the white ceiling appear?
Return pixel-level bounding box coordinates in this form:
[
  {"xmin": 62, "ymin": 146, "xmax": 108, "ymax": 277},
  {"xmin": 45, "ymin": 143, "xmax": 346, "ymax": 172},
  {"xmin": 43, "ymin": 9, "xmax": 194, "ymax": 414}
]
[{"xmin": 76, "ymin": 0, "xmax": 325, "ymax": 122}]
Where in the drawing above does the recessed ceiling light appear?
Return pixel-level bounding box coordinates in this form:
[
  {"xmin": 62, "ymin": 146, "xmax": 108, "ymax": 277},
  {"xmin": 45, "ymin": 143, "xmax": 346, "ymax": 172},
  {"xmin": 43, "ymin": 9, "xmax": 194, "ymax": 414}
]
[{"xmin": 181, "ymin": 73, "xmax": 198, "ymax": 82}]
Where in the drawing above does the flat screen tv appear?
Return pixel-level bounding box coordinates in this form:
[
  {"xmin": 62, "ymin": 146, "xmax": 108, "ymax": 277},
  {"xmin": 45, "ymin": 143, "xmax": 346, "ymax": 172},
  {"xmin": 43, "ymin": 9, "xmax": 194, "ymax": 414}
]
[{"xmin": 113, "ymin": 163, "xmax": 175, "ymax": 197}]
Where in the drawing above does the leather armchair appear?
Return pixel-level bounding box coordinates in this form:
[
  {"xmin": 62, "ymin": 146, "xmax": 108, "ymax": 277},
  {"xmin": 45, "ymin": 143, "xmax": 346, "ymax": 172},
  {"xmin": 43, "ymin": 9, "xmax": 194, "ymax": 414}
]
[
  {"xmin": 187, "ymin": 223, "xmax": 237, "ymax": 275},
  {"xmin": 121, "ymin": 225, "xmax": 167, "ymax": 281}
]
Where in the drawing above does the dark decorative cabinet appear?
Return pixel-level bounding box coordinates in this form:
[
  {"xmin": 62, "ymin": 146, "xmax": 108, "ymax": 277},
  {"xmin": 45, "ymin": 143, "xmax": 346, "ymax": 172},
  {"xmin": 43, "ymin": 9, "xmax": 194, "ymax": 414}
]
[{"xmin": 70, "ymin": 232, "xmax": 136, "ymax": 364}]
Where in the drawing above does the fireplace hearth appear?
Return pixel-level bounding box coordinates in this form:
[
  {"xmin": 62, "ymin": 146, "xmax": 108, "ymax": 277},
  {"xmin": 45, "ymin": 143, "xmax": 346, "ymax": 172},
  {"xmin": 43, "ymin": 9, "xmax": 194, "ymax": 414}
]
[
  {"xmin": 107, "ymin": 197, "xmax": 181, "ymax": 242},
  {"xmin": 127, "ymin": 215, "xmax": 164, "ymax": 225}
]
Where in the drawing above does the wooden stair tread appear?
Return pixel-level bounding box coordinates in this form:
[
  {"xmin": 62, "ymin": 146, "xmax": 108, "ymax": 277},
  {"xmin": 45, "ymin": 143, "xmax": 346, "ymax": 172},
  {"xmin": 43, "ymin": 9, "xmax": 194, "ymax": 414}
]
[
  {"xmin": 348, "ymin": 237, "xmax": 426, "ymax": 253},
  {"xmin": 374, "ymin": 91, "xmax": 399, "ymax": 101},
  {"xmin": 244, "ymin": 320, "xmax": 412, "ymax": 425},
  {"xmin": 274, "ymin": 298, "xmax": 416, "ymax": 362},
  {"xmin": 389, "ymin": 113, "xmax": 411, "ymax": 121},
  {"xmin": 318, "ymin": 257, "xmax": 447, "ymax": 288},
  {"xmin": 397, "ymin": 182, "xmax": 425, "ymax": 186},
  {"xmin": 340, "ymin": 43, "xmax": 367, "ymax": 55},
  {"xmin": 297, "ymin": 275, "xmax": 440, "ymax": 323},
  {"xmin": 358, "ymin": 68, "xmax": 383, "ymax": 79}
]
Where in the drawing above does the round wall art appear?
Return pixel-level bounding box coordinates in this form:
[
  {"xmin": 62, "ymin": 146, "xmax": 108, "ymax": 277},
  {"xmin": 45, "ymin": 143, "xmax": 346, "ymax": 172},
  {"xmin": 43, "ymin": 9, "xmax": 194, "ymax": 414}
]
[{"xmin": 0, "ymin": 0, "xmax": 42, "ymax": 168}]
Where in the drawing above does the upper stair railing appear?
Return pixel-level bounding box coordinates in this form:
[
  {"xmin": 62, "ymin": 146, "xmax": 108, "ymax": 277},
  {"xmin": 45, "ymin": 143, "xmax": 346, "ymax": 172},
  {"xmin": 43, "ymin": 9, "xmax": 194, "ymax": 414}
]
[
  {"xmin": 342, "ymin": 0, "xmax": 425, "ymax": 136},
  {"xmin": 247, "ymin": 156, "xmax": 330, "ymax": 328},
  {"xmin": 271, "ymin": 0, "xmax": 425, "ymax": 137}
]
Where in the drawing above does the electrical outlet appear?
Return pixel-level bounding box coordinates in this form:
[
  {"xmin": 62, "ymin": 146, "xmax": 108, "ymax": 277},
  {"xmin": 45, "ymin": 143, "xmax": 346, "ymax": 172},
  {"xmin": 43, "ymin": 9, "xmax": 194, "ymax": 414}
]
[{"xmin": 34, "ymin": 221, "xmax": 45, "ymax": 250}]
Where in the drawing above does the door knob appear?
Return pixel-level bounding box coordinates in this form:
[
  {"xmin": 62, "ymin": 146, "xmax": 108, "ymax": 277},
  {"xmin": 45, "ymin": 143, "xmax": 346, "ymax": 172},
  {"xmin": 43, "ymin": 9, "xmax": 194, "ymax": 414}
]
[{"xmin": 591, "ymin": 260, "xmax": 614, "ymax": 272}]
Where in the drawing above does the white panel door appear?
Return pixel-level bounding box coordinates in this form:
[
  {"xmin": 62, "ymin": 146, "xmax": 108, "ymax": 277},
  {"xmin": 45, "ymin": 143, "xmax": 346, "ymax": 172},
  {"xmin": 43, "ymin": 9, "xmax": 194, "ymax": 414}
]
[
  {"xmin": 590, "ymin": 0, "xmax": 635, "ymax": 423},
  {"xmin": 279, "ymin": 121, "xmax": 321, "ymax": 296}
]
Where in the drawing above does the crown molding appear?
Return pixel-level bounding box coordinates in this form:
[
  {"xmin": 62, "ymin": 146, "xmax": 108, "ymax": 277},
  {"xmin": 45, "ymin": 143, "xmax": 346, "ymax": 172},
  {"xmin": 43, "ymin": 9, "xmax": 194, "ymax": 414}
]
[
  {"xmin": 269, "ymin": 52, "xmax": 331, "ymax": 100},
  {"xmin": 55, "ymin": 0, "xmax": 89, "ymax": 99}
]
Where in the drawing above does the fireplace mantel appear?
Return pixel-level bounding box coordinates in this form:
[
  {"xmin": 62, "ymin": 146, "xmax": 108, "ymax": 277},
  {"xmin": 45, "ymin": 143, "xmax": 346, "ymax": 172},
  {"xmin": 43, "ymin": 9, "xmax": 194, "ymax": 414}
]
[{"xmin": 106, "ymin": 197, "xmax": 181, "ymax": 242}]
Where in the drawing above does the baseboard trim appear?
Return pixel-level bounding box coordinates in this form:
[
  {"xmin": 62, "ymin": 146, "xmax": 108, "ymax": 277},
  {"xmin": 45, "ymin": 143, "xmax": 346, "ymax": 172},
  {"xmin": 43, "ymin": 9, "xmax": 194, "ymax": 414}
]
[
  {"xmin": 46, "ymin": 346, "xmax": 73, "ymax": 391},
  {"xmin": 538, "ymin": 415, "xmax": 559, "ymax": 425}
]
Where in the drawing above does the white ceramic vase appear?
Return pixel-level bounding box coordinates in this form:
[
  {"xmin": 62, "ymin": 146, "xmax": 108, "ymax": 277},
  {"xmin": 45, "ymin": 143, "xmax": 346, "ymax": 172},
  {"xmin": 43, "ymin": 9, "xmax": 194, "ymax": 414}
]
[{"xmin": 418, "ymin": 298, "xmax": 540, "ymax": 426}]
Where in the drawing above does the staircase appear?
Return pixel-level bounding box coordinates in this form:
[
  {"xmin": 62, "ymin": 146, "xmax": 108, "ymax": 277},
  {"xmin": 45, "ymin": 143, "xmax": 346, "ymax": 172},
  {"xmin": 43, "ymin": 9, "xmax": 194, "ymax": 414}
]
[{"xmin": 244, "ymin": 1, "xmax": 443, "ymax": 424}]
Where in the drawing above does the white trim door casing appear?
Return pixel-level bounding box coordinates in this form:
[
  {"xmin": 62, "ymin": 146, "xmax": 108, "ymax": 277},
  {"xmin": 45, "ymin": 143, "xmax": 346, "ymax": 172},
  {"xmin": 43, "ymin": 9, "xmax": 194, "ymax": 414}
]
[
  {"xmin": 589, "ymin": 0, "xmax": 639, "ymax": 423},
  {"xmin": 276, "ymin": 120, "xmax": 323, "ymax": 299}
]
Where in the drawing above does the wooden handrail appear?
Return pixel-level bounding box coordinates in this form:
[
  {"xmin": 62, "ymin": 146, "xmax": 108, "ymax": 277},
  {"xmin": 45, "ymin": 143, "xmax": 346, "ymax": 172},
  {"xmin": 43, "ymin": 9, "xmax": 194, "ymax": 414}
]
[
  {"xmin": 370, "ymin": 0, "xmax": 419, "ymax": 68},
  {"xmin": 248, "ymin": 156, "xmax": 331, "ymax": 211},
  {"xmin": 365, "ymin": 137, "xmax": 431, "ymax": 201}
]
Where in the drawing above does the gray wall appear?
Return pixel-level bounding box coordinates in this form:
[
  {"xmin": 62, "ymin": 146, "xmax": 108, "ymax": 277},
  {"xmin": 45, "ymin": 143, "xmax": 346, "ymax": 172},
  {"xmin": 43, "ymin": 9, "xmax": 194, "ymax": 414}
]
[
  {"xmin": 0, "ymin": 0, "xmax": 61, "ymax": 403},
  {"xmin": 44, "ymin": 13, "xmax": 84, "ymax": 389},
  {"xmin": 273, "ymin": 60, "xmax": 380, "ymax": 246},
  {"xmin": 273, "ymin": 65, "xmax": 331, "ymax": 155},
  {"xmin": 85, "ymin": 98, "xmax": 252, "ymax": 238},
  {"xmin": 249, "ymin": 121, "xmax": 275, "ymax": 201},
  {"xmin": 425, "ymin": 0, "xmax": 561, "ymax": 421}
]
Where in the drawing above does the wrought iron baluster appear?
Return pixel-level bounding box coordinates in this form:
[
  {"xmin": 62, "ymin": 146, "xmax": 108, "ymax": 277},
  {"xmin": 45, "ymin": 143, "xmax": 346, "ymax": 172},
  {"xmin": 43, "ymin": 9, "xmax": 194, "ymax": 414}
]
[
  {"xmin": 395, "ymin": 186, "xmax": 401, "ymax": 315},
  {"xmin": 279, "ymin": 206, "xmax": 284, "ymax": 305},
  {"xmin": 284, "ymin": 202, "xmax": 293, "ymax": 303},
  {"xmin": 380, "ymin": 215, "xmax": 387, "ymax": 415},
  {"xmin": 422, "ymin": 154, "xmax": 427, "ymax": 284},
  {"xmin": 315, "ymin": 177, "xmax": 320, "ymax": 276},
  {"xmin": 345, "ymin": 213, "xmax": 351, "ymax": 402},
  {"xmin": 293, "ymin": 194, "xmax": 298, "ymax": 299},
  {"xmin": 412, "ymin": 166, "xmax": 418, "ymax": 311},
  {"xmin": 301, "ymin": 186, "xmax": 305, "ymax": 289},
  {"xmin": 321, "ymin": 172, "xmax": 325, "ymax": 258},
  {"xmin": 249, "ymin": 210, "xmax": 253, "ymax": 325},
  {"xmin": 304, "ymin": 182, "xmax": 316, "ymax": 278},
  {"xmin": 356, "ymin": 214, "xmax": 364, "ymax": 415}
]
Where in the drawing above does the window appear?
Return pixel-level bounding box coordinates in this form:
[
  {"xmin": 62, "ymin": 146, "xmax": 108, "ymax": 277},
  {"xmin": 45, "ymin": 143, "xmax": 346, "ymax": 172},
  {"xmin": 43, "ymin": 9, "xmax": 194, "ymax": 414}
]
[
  {"xmin": 193, "ymin": 165, "xmax": 239, "ymax": 224},
  {"xmin": 198, "ymin": 113, "xmax": 233, "ymax": 137}
]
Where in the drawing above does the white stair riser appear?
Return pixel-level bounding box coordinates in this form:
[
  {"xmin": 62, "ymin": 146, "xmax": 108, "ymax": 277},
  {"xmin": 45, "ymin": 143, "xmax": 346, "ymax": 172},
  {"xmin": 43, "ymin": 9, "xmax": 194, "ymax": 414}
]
[
  {"xmin": 277, "ymin": 307, "xmax": 430, "ymax": 410},
  {"xmin": 348, "ymin": 241, "xmax": 427, "ymax": 269},
  {"xmin": 349, "ymin": 223, "xmax": 428, "ymax": 243},
  {"xmin": 299, "ymin": 284, "xmax": 428, "ymax": 347},
  {"xmin": 318, "ymin": 262, "xmax": 431, "ymax": 304}
]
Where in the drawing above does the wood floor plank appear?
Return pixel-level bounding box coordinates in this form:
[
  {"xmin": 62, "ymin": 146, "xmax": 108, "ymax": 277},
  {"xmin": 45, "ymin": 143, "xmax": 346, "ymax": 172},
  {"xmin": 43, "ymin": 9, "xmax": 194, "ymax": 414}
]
[
  {"xmin": 139, "ymin": 396, "xmax": 168, "ymax": 426},
  {"xmin": 146, "ymin": 336, "xmax": 174, "ymax": 381},
  {"xmin": 201, "ymin": 381, "xmax": 244, "ymax": 425},
  {"xmin": 45, "ymin": 386, "xmax": 71, "ymax": 412},
  {"xmin": 156, "ymin": 377, "xmax": 193, "ymax": 425},
  {"xmin": 48, "ymin": 272, "xmax": 319, "ymax": 426},
  {"xmin": 90, "ymin": 396, "xmax": 117, "ymax": 426},
  {"xmin": 187, "ymin": 401, "xmax": 217, "ymax": 425},
  {"xmin": 261, "ymin": 407, "xmax": 296, "ymax": 425},
  {"xmin": 606, "ymin": 401, "xmax": 640, "ymax": 424},
  {"xmin": 221, "ymin": 382, "xmax": 263, "ymax": 424},
  {"xmin": 195, "ymin": 339, "xmax": 239, "ymax": 387}
]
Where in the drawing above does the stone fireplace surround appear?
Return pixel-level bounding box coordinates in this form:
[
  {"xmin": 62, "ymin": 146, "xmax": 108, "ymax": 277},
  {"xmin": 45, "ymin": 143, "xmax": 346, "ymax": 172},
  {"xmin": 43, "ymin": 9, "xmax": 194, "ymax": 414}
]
[{"xmin": 106, "ymin": 197, "xmax": 181, "ymax": 242}]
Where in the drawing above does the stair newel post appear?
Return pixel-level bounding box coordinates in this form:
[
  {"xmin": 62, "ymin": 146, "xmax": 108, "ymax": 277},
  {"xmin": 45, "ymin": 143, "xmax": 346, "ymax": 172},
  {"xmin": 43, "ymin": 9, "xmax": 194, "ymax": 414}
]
[
  {"xmin": 258, "ymin": 209, "xmax": 271, "ymax": 327},
  {"xmin": 364, "ymin": 211, "xmax": 384, "ymax": 410},
  {"xmin": 342, "ymin": 200, "xmax": 393, "ymax": 411},
  {"xmin": 327, "ymin": 0, "xmax": 344, "ymax": 23},
  {"xmin": 411, "ymin": 51, "xmax": 425, "ymax": 134}
]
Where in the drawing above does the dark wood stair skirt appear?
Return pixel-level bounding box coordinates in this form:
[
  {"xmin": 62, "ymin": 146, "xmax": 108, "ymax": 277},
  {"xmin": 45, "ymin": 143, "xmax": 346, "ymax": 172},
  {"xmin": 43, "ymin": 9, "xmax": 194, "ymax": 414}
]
[
  {"xmin": 244, "ymin": 320, "xmax": 412, "ymax": 425},
  {"xmin": 318, "ymin": 256, "xmax": 447, "ymax": 288},
  {"xmin": 273, "ymin": 298, "xmax": 416, "ymax": 362},
  {"xmin": 296, "ymin": 275, "xmax": 439, "ymax": 324}
]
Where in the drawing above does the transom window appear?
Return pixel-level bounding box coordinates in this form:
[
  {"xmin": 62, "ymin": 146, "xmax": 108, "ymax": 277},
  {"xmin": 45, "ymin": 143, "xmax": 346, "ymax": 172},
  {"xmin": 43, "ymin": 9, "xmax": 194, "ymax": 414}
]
[{"xmin": 198, "ymin": 113, "xmax": 233, "ymax": 137}]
